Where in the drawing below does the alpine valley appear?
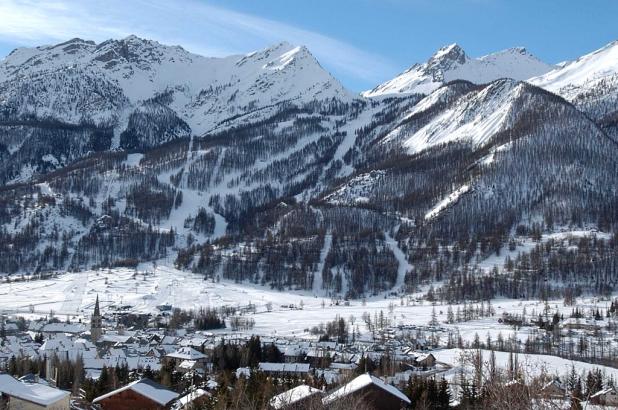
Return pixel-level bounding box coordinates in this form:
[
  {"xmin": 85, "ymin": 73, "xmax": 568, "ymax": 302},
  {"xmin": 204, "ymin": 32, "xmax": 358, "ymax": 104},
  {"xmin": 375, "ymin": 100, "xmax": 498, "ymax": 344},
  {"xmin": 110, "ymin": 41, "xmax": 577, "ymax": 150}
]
[{"xmin": 1, "ymin": 36, "xmax": 618, "ymax": 302}]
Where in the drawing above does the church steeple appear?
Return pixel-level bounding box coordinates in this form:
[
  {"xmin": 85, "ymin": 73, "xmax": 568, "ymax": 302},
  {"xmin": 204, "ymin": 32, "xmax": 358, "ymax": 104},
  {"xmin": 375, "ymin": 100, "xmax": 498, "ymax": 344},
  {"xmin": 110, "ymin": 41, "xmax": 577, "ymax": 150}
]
[
  {"xmin": 94, "ymin": 294, "xmax": 100, "ymax": 316},
  {"xmin": 91, "ymin": 295, "xmax": 102, "ymax": 342}
]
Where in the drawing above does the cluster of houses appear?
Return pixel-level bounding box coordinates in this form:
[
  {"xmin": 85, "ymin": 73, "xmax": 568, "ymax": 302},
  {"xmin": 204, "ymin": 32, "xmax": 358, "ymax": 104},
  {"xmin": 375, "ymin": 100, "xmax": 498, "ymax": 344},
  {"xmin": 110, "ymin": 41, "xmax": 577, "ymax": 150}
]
[
  {"xmin": 1, "ymin": 296, "xmax": 441, "ymax": 389},
  {"xmin": 5, "ymin": 297, "xmax": 618, "ymax": 409},
  {"xmin": 0, "ymin": 299, "xmax": 436, "ymax": 409},
  {"xmin": 0, "ymin": 371, "xmax": 414, "ymax": 410},
  {"xmin": 0, "ymin": 297, "xmax": 438, "ymax": 409}
]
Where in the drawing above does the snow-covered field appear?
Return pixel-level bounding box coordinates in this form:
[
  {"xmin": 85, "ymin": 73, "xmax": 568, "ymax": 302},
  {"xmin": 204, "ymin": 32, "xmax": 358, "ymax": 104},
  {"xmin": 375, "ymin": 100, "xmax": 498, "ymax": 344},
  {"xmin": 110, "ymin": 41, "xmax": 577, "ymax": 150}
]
[
  {"xmin": 0, "ymin": 263, "xmax": 610, "ymax": 342},
  {"xmin": 434, "ymin": 348, "xmax": 618, "ymax": 382}
]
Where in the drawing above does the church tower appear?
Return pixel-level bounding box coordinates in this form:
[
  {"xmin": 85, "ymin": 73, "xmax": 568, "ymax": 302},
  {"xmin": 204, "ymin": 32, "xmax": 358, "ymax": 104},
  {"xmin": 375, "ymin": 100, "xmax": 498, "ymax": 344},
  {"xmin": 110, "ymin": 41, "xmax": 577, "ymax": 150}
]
[{"xmin": 91, "ymin": 295, "xmax": 102, "ymax": 342}]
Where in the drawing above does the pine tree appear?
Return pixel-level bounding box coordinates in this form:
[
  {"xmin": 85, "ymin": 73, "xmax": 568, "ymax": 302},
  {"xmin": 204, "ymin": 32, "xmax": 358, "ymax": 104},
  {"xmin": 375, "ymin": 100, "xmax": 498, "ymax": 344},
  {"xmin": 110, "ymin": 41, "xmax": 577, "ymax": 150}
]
[
  {"xmin": 438, "ymin": 377, "xmax": 451, "ymax": 409},
  {"xmin": 447, "ymin": 305, "xmax": 455, "ymax": 324},
  {"xmin": 571, "ymin": 378, "xmax": 583, "ymax": 410}
]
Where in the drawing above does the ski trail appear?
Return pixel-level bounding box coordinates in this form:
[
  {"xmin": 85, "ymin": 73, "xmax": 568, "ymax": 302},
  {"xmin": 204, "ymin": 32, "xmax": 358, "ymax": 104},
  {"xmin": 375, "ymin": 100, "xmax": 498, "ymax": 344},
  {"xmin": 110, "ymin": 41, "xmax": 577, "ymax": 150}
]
[
  {"xmin": 329, "ymin": 105, "xmax": 379, "ymax": 178},
  {"xmin": 207, "ymin": 148, "xmax": 229, "ymax": 239},
  {"xmin": 60, "ymin": 270, "xmax": 89, "ymax": 314},
  {"xmin": 168, "ymin": 136, "xmax": 194, "ymax": 219},
  {"xmin": 384, "ymin": 231, "xmax": 412, "ymax": 291},
  {"xmin": 312, "ymin": 233, "xmax": 332, "ymax": 295},
  {"xmin": 163, "ymin": 141, "xmax": 229, "ymax": 240}
]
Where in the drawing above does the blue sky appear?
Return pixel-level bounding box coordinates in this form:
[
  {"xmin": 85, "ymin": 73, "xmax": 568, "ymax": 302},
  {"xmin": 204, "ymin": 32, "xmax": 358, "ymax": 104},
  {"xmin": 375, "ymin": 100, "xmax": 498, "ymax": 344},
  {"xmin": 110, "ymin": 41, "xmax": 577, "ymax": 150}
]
[{"xmin": 0, "ymin": 0, "xmax": 616, "ymax": 91}]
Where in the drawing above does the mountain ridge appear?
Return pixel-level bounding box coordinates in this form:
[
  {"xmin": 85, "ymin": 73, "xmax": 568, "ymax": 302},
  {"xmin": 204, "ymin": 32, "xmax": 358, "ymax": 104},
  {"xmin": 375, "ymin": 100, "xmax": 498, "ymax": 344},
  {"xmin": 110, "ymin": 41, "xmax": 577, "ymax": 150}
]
[
  {"xmin": 1, "ymin": 36, "xmax": 618, "ymax": 300},
  {"xmin": 362, "ymin": 43, "xmax": 554, "ymax": 97}
]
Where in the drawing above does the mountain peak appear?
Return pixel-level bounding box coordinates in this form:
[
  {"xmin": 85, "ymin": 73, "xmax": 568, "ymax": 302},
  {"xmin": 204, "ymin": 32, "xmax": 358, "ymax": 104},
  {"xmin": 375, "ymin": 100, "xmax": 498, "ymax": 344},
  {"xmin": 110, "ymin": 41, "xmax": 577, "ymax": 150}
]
[
  {"xmin": 431, "ymin": 43, "xmax": 467, "ymax": 64},
  {"xmin": 363, "ymin": 43, "xmax": 553, "ymax": 98},
  {"xmin": 0, "ymin": 35, "xmax": 352, "ymax": 135},
  {"xmin": 122, "ymin": 34, "xmax": 144, "ymax": 42}
]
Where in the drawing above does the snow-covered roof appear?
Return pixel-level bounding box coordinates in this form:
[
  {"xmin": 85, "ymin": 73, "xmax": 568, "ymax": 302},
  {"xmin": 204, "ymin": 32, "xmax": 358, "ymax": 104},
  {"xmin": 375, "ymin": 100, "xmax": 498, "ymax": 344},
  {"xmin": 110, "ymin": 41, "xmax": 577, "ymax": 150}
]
[
  {"xmin": 178, "ymin": 360, "xmax": 197, "ymax": 370},
  {"xmin": 322, "ymin": 373, "xmax": 410, "ymax": 405},
  {"xmin": 541, "ymin": 378, "xmax": 565, "ymax": 392},
  {"xmin": 100, "ymin": 334, "xmax": 133, "ymax": 343},
  {"xmin": 258, "ymin": 362, "xmax": 310, "ymax": 373},
  {"xmin": 329, "ymin": 362, "xmax": 357, "ymax": 370},
  {"xmin": 92, "ymin": 378, "xmax": 178, "ymax": 406},
  {"xmin": 236, "ymin": 367, "xmax": 251, "ymax": 378},
  {"xmin": 415, "ymin": 353, "xmax": 435, "ymax": 362},
  {"xmin": 167, "ymin": 346, "xmax": 207, "ymax": 360},
  {"xmin": 591, "ymin": 386, "xmax": 618, "ymax": 399},
  {"xmin": 0, "ymin": 373, "xmax": 69, "ymax": 406},
  {"xmin": 269, "ymin": 384, "xmax": 323, "ymax": 410},
  {"xmin": 560, "ymin": 317, "xmax": 601, "ymax": 327},
  {"xmin": 174, "ymin": 388, "xmax": 210, "ymax": 409},
  {"xmin": 282, "ymin": 346, "xmax": 304, "ymax": 356},
  {"xmin": 41, "ymin": 322, "xmax": 86, "ymax": 334}
]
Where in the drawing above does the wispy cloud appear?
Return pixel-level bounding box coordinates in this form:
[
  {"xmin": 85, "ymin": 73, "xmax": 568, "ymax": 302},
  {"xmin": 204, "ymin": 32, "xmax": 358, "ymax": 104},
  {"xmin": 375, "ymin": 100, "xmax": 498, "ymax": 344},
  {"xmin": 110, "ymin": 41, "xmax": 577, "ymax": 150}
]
[{"xmin": 0, "ymin": 0, "xmax": 396, "ymax": 88}]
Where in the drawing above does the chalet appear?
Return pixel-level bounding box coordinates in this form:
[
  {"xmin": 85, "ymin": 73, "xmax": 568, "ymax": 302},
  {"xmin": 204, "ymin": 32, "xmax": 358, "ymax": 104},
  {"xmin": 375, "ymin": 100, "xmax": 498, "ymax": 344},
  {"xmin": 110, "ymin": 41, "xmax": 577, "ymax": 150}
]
[
  {"xmin": 165, "ymin": 347, "xmax": 207, "ymax": 372},
  {"xmin": 306, "ymin": 347, "xmax": 330, "ymax": 367},
  {"xmin": 0, "ymin": 373, "xmax": 70, "ymax": 410},
  {"xmin": 560, "ymin": 318, "xmax": 601, "ymax": 331},
  {"xmin": 92, "ymin": 378, "xmax": 178, "ymax": 410},
  {"xmin": 2, "ymin": 323, "xmax": 19, "ymax": 336},
  {"xmin": 282, "ymin": 346, "xmax": 305, "ymax": 363},
  {"xmin": 269, "ymin": 385, "xmax": 324, "ymax": 410},
  {"xmin": 322, "ymin": 373, "xmax": 410, "ymax": 410},
  {"xmin": 179, "ymin": 337, "xmax": 208, "ymax": 350},
  {"xmin": 591, "ymin": 386, "xmax": 618, "ymax": 407},
  {"xmin": 504, "ymin": 379, "xmax": 530, "ymax": 399},
  {"xmin": 329, "ymin": 362, "xmax": 357, "ymax": 376},
  {"xmin": 233, "ymin": 367, "xmax": 250, "ymax": 380},
  {"xmin": 539, "ymin": 378, "xmax": 567, "ymax": 399},
  {"xmin": 314, "ymin": 368, "xmax": 342, "ymax": 385},
  {"xmin": 177, "ymin": 360, "xmax": 200, "ymax": 374},
  {"xmin": 258, "ymin": 362, "xmax": 310, "ymax": 377},
  {"xmin": 173, "ymin": 388, "xmax": 211, "ymax": 410},
  {"xmin": 413, "ymin": 353, "xmax": 436, "ymax": 369},
  {"xmin": 40, "ymin": 322, "xmax": 86, "ymax": 337},
  {"xmin": 99, "ymin": 333, "xmax": 135, "ymax": 345}
]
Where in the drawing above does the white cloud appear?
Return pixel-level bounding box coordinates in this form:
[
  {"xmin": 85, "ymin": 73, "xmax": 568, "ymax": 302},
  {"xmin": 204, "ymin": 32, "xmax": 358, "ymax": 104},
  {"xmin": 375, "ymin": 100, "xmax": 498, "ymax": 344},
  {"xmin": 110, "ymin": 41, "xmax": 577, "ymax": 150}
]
[{"xmin": 0, "ymin": 0, "xmax": 396, "ymax": 87}]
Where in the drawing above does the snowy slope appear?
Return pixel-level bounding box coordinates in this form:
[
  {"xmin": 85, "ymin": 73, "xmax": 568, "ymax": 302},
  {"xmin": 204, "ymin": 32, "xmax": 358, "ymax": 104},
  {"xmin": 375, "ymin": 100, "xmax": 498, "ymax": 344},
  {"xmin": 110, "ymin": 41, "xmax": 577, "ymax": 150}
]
[
  {"xmin": 0, "ymin": 36, "xmax": 353, "ymax": 134},
  {"xmin": 529, "ymin": 40, "xmax": 618, "ymax": 121},
  {"xmin": 364, "ymin": 44, "xmax": 553, "ymax": 97},
  {"xmin": 382, "ymin": 79, "xmax": 523, "ymax": 154}
]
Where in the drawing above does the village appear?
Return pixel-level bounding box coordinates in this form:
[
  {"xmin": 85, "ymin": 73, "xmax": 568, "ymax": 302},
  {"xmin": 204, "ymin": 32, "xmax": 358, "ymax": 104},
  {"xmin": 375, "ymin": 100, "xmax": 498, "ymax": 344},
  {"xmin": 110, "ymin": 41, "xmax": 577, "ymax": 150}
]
[
  {"xmin": 0, "ymin": 295, "xmax": 442, "ymax": 409},
  {"xmin": 4, "ymin": 288, "xmax": 618, "ymax": 409}
]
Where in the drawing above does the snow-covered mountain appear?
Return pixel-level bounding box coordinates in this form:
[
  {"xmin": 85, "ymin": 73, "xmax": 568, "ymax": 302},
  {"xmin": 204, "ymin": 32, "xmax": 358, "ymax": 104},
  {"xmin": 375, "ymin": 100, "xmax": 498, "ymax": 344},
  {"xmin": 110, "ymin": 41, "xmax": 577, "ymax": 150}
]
[
  {"xmin": 0, "ymin": 36, "xmax": 352, "ymax": 134},
  {"xmin": 380, "ymin": 79, "xmax": 522, "ymax": 154},
  {"xmin": 0, "ymin": 36, "xmax": 353, "ymax": 183},
  {"xmin": 529, "ymin": 40, "xmax": 618, "ymax": 100},
  {"xmin": 363, "ymin": 44, "xmax": 554, "ymax": 97},
  {"xmin": 2, "ymin": 36, "xmax": 618, "ymax": 299},
  {"xmin": 529, "ymin": 40, "xmax": 618, "ymax": 135}
]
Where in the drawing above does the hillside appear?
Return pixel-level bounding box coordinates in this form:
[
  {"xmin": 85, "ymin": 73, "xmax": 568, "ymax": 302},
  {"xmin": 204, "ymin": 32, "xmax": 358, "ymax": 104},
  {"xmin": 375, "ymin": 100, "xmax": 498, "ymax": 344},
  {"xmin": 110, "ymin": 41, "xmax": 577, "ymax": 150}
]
[{"xmin": 0, "ymin": 36, "xmax": 617, "ymax": 301}]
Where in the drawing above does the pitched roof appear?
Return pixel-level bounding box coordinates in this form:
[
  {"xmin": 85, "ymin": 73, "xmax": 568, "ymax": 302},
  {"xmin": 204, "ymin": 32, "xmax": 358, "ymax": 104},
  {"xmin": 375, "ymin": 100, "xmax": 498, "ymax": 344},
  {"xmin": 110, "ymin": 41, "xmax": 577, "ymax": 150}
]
[
  {"xmin": 0, "ymin": 373, "xmax": 69, "ymax": 406},
  {"xmin": 591, "ymin": 386, "xmax": 618, "ymax": 399},
  {"xmin": 323, "ymin": 373, "xmax": 410, "ymax": 405},
  {"xmin": 174, "ymin": 389, "xmax": 211, "ymax": 409},
  {"xmin": 41, "ymin": 322, "xmax": 86, "ymax": 334},
  {"xmin": 269, "ymin": 385, "xmax": 323, "ymax": 410},
  {"xmin": 92, "ymin": 378, "xmax": 178, "ymax": 406},
  {"xmin": 166, "ymin": 346, "xmax": 207, "ymax": 360},
  {"xmin": 258, "ymin": 362, "xmax": 310, "ymax": 373}
]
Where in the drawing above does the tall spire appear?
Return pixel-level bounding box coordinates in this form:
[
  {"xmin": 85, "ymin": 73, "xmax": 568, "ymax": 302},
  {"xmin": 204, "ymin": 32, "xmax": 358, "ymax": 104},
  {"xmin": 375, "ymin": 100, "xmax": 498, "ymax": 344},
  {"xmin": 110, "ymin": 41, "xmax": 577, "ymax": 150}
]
[
  {"xmin": 94, "ymin": 294, "xmax": 100, "ymax": 316},
  {"xmin": 91, "ymin": 295, "xmax": 102, "ymax": 342}
]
